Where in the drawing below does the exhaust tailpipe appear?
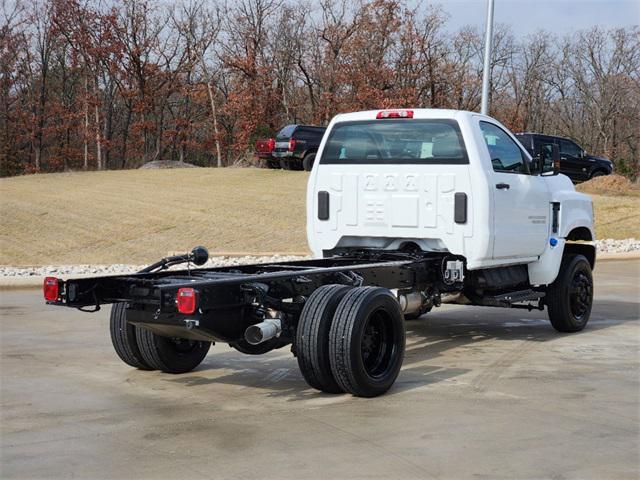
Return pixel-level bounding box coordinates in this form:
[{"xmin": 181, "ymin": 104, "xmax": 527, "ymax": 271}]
[{"xmin": 245, "ymin": 318, "xmax": 282, "ymax": 345}]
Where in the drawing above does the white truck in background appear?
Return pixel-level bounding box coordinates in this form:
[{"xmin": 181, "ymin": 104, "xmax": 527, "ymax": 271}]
[{"xmin": 46, "ymin": 108, "xmax": 596, "ymax": 398}]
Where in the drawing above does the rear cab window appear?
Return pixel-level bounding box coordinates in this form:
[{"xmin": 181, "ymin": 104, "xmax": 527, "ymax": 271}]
[
  {"xmin": 319, "ymin": 119, "xmax": 468, "ymax": 165},
  {"xmin": 276, "ymin": 125, "xmax": 297, "ymax": 140}
]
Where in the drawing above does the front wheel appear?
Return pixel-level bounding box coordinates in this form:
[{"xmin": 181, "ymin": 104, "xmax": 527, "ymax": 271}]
[
  {"xmin": 546, "ymin": 254, "xmax": 593, "ymax": 332},
  {"xmin": 590, "ymin": 170, "xmax": 606, "ymax": 179},
  {"xmin": 329, "ymin": 287, "xmax": 405, "ymax": 397}
]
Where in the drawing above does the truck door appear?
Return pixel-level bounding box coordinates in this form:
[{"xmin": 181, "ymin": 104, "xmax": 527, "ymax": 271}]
[
  {"xmin": 558, "ymin": 138, "xmax": 587, "ymax": 181},
  {"xmin": 479, "ymin": 121, "xmax": 551, "ymax": 259}
]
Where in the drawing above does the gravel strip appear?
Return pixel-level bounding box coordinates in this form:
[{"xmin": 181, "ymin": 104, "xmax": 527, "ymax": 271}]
[
  {"xmin": 1, "ymin": 239, "xmax": 638, "ymax": 278},
  {"xmin": 0, "ymin": 255, "xmax": 310, "ymax": 278}
]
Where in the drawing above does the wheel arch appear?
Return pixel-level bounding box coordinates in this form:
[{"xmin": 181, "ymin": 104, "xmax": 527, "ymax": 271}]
[
  {"xmin": 566, "ymin": 226, "xmax": 593, "ymax": 242},
  {"xmin": 564, "ymin": 242, "xmax": 596, "ymax": 270}
]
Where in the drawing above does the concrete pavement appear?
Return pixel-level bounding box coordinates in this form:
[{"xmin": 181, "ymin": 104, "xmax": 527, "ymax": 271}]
[{"xmin": 1, "ymin": 260, "xmax": 639, "ymax": 479}]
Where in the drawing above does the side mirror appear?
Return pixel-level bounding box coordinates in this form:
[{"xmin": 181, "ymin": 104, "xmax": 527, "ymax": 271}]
[
  {"xmin": 542, "ymin": 145, "xmax": 560, "ymax": 175},
  {"xmin": 537, "ymin": 144, "xmax": 561, "ymax": 176}
]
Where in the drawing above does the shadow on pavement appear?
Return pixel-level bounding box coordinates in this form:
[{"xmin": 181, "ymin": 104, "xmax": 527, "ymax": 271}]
[{"xmin": 164, "ymin": 299, "xmax": 639, "ymax": 399}]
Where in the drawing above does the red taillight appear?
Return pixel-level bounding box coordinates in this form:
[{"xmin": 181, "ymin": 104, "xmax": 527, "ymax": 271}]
[
  {"xmin": 267, "ymin": 138, "xmax": 275, "ymax": 151},
  {"xmin": 43, "ymin": 277, "xmax": 60, "ymax": 301},
  {"xmin": 288, "ymin": 138, "xmax": 296, "ymax": 152},
  {"xmin": 176, "ymin": 288, "xmax": 197, "ymax": 314},
  {"xmin": 376, "ymin": 109, "xmax": 414, "ymax": 119}
]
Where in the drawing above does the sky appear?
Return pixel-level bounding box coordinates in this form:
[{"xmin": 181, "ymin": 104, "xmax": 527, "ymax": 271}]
[{"xmin": 433, "ymin": 0, "xmax": 639, "ymax": 36}]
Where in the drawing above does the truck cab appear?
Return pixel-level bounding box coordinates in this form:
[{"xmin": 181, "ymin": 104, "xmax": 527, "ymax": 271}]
[{"xmin": 307, "ymin": 109, "xmax": 595, "ymax": 286}]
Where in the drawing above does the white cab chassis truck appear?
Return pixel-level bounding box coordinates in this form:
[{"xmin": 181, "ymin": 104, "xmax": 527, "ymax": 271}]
[{"xmin": 45, "ymin": 109, "xmax": 595, "ymax": 398}]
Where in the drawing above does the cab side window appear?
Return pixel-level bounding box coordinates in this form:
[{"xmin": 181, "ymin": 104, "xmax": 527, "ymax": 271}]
[
  {"xmin": 480, "ymin": 121, "xmax": 529, "ymax": 174},
  {"xmin": 559, "ymin": 139, "xmax": 582, "ymax": 158}
]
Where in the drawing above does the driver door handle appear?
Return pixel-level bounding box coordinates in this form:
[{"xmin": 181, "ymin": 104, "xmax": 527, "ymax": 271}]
[{"xmin": 496, "ymin": 183, "xmax": 510, "ymax": 190}]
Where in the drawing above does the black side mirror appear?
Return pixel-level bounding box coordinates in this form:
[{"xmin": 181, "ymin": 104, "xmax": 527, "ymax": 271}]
[{"xmin": 543, "ymin": 144, "xmax": 561, "ymax": 176}]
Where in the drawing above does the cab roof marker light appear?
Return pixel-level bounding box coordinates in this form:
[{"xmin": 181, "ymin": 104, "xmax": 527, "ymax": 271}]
[{"xmin": 376, "ymin": 110, "xmax": 414, "ymax": 119}]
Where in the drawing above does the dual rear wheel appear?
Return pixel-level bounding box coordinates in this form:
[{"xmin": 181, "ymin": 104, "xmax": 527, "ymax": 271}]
[
  {"xmin": 109, "ymin": 304, "xmax": 210, "ymax": 374},
  {"xmin": 296, "ymin": 285, "xmax": 405, "ymax": 397}
]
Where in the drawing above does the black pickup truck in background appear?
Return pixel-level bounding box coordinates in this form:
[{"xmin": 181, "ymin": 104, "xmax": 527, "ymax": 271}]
[
  {"xmin": 515, "ymin": 132, "xmax": 613, "ymax": 182},
  {"xmin": 272, "ymin": 124, "xmax": 327, "ymax": 171}
]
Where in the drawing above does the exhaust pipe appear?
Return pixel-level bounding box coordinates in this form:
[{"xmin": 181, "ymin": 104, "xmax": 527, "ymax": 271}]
[
  {"xmin": 398, "ymin": 291, "xmax": 424, "ymax": 315},
  {"xmin": 245, "ymin": 318, "xmax": 282, "ymax": 345}
]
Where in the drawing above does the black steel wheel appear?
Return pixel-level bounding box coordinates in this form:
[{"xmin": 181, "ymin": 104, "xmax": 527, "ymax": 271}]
[
  {"xmin": 302, "ymin": 153, "xmax": 316, "ymax": 171},
  {"xmin": 296, "ymin": 284, "xmax": 352, "ymax": 393},
  {"xmin": 546, "ymin": 254, "xmax": 594, "ymax": 332},
  {"xmin": 329, "ymin": 287, "xmax": 405, "ymax": 397},
  {"xmin": 136, "ymin": 328, "xmax": 211, "ymax": 373},
  {"xmin": 109, "ymin": 303, "xmax": 154, "ymax": 370}
]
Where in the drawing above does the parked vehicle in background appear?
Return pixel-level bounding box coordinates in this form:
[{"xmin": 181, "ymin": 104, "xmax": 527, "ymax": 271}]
[
  {"xmin": 273, "ymin": 124, "xmax": 327, "ymax": 171},
  {"xmin": 254, "ymin": 138, "xmax": 277, "ymax": 168},
  {"xmin": 515, "ymin": 133, "xmax": 613, "ymax": 183}
]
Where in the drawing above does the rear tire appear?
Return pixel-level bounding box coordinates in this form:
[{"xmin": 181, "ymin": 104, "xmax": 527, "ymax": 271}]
[
  {"xmin": 280, "ymin": 159, "xmax": 292, "ymax": 170},
  {"xmin": 546, "ymin": 254, "xmax": 593, "ymax": 332},
  {"xmin": 302, "ymin": 153, "xmax": 316, "ymax": 171},
  {"xmin": 296, "ymin": 284, "xmax": 352, "ymax": 393},
  {"xmin": 329, "ymin": 287, "xmax": 405, "ymax": 397},
  {"xmin": 136, "ymin": 328, "xmax": 211, "ymax": 373},
  {"xmin": 109, "ymin": 303, "xmax": 154, "ymax": 370}
]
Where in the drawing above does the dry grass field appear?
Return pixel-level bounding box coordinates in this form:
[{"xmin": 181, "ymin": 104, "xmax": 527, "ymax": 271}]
[
  {"xmin": 1, "ymin": 168, "xmax": 638, "ymax": 266},
  {"xmin": 0, "ymin": 168, "xmax": 309, "ymax": 266}
]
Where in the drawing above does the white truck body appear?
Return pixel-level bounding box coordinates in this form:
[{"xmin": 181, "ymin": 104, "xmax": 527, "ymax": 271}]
[{"xmin": 307, "ymin": 109, "xmax": 594, "ymax": 286}]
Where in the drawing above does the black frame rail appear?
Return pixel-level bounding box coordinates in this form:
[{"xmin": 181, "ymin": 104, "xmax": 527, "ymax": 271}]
[{"xmin": 50, "ymin": 251, "xmax": 443, "ymax": 313}]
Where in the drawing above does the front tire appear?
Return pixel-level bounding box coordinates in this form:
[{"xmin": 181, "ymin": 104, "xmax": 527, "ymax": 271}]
[
  {"xmin": 109, "ymin": 303, "xmax": 154, "ymax": 370},
  {"xmin": 136, "ymin": 328, "xmax": 211, "ymax": 373},
  {"xmin": 296, "ymin": 284, "xmax": 352, "ymax": 393},
  {"xmin": 329, "ymin": 287, "xmax": 405, "ymax": 397},
  {"xmin": 546, "ymin": 254, "xmax": 593, "ymax": 332}
]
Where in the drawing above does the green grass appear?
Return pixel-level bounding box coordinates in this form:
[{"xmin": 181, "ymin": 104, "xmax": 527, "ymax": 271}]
[{"xmin": 1, "ymin": 168, "xmax": 637, "ymax": 266}]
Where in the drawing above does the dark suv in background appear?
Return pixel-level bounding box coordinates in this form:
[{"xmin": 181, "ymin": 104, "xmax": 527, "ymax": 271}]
[
  {"xmin": 272, "ymin": 124, "xmax": 327, "ymax": 171},
  {"xmin": 515, "ymin": 132, "xmax": 613, "ymax": 182}
]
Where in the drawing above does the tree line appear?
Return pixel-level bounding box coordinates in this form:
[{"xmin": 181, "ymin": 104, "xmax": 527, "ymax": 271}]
[{"xmin": 1, "ymin": 0, "xmax": 638, "ymax": 177}]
